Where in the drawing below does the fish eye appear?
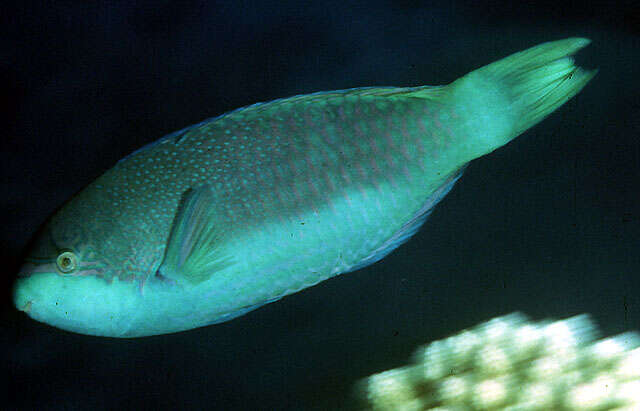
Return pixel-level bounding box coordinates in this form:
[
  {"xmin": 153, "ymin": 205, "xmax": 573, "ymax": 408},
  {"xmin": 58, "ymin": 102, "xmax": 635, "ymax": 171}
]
[{"xmin": 56, "ymin": 251, "xmax": 77, "ymax": 274}]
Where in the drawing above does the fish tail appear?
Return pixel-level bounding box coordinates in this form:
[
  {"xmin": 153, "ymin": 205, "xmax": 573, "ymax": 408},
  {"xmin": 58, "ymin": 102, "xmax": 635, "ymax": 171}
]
[
  {"xmin": 478, "ymin": 37, "xmax": 597, "ymax": 137},
  {"xmin": 445, "ymin": 37, "xmax": 597, "ymax": 158}
]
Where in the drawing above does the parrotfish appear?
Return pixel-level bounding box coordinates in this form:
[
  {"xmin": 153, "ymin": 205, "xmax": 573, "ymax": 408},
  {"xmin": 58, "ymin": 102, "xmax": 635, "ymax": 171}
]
[{"xmin": 13, "ymin": 38, "xmax": 595, "ymax": 337}]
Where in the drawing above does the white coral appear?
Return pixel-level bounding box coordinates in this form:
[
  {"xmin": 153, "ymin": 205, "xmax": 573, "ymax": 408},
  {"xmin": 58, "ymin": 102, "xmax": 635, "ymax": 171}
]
[{"xmin": 359, "ymin": 313, "xmax": 640, "ymax": 410}]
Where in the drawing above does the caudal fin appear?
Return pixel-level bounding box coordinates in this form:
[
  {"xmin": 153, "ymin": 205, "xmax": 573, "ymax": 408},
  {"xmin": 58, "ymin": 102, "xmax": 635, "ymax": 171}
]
[
  {"xmin": 475, "ymin": 37, "xmax": 597, "ymax": 137},
  {"xmin": 445, "ymin": 38, "xmax": 596, "ymax": 159}
]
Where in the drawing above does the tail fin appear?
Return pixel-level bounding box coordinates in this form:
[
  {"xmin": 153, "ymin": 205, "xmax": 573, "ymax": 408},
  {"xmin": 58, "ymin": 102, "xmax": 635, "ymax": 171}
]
[
  {"xmin": 476, "ymin": 37, "xmax": 596, "ymax": 136},
  {"xmin": 447, "ymin": 38, "xmax": 597, "ymax": 158}
]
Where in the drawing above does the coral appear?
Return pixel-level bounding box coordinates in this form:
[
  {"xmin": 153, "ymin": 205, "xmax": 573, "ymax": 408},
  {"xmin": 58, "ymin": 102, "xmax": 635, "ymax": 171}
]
[{"xmin": 358, "ymin": 313, "xmax": 640, "ymax": 410}]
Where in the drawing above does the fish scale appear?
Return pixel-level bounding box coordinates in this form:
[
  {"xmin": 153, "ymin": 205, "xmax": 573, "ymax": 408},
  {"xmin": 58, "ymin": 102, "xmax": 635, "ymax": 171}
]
[
  {"xmin": 80, "ymin": 92, "xmax": 451, "ymax": 315},
  {"xmin": 163, "ymin": 94, "xmax": 431, "ymax": 229},
  {"xmin": 14, "ymin": 38, "xmax": 596, "ymax": 336}
]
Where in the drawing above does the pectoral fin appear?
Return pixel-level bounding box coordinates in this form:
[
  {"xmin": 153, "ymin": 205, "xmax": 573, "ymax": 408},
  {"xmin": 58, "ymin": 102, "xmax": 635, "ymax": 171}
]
[{"xmin": 157, "ymin": 185, "xmax": 233, "ymax": 285}]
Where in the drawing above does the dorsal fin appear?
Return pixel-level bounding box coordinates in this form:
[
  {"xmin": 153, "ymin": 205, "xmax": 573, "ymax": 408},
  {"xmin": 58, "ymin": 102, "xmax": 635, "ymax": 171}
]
[
  {"xmin": 223, "ymin": 85, "xmax": 450, "ymax": 119},
  {"xmin": 157, "ymin": 185, "xmax": 233, "ymax": 286}
]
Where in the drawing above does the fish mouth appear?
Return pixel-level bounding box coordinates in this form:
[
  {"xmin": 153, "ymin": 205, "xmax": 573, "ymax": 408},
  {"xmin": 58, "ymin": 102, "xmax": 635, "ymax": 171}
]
[
  {"xmin": 12, "ymin": 277, "xmax": 33, "ymax": 315},
  {"xmin": 19, "ymin": 300, "xmax": 32, "ymax": 313}
]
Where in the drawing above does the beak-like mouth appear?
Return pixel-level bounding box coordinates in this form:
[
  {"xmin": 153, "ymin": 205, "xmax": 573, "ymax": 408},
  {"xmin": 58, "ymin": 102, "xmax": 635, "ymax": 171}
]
[
  {"xmin": 13, "ymin": 275, "xmax": 38, "ymax": 315},
  {"xmin": 19, "ymin": 300, "xmax": 33, "ymax": 313}
]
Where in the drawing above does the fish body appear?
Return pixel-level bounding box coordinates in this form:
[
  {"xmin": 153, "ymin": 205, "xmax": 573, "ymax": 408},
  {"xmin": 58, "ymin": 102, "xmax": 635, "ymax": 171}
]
[{"xmin": 13, "ymin": 38, "xmax": 595, "ymax": 337}]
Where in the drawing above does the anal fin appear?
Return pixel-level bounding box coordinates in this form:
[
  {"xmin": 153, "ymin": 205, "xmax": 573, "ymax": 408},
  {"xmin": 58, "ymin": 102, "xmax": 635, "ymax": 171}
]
[{"xmin": 347, "ymin": 166, "xmax": 466, "ymax": 273}]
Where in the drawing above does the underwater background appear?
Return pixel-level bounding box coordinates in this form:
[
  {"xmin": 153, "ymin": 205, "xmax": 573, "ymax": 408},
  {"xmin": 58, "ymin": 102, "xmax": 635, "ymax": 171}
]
[{"xmin": 1, "ymin": 1, "xmax": 639, "ymax": 409}]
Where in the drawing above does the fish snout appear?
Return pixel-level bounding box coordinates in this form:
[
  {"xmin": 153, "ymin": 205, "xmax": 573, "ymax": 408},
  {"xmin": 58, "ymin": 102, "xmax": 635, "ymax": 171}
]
[
  {"xmin": 12, "ymin": 276, "xmax": 36, "ymax": 315},
  {"xmin": 13, "ymin": 283, "xmax": 27, "ymax": 311},
  {"xmin": 19, "ymin": 300, "xmax": 32, "ymax": 313}
]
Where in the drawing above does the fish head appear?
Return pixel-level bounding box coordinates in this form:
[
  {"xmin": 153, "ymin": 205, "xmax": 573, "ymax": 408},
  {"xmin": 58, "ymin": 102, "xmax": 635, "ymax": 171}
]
[{"xmin": 12, "ymin": 190, "xmax": 156, "ymax": 337}]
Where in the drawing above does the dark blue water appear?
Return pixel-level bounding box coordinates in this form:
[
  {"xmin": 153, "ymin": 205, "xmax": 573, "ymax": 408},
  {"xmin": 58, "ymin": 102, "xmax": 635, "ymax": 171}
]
[{"xmin": 2, "ymin": 1, "xmax": 639, "ymax": 409}]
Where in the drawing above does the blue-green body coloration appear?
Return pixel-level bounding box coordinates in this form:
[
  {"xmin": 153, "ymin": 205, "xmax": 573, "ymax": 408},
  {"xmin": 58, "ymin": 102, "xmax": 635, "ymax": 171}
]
[{"xmin": 13, "ymin": 38, "xmax": 595, "ymax": 337}]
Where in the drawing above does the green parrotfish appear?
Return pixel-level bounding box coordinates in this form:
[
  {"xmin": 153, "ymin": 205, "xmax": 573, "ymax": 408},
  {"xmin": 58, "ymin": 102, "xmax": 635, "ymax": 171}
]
[{"xmin": 13, "ymin": 38, "xmax": 595, "ymax": 337}]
